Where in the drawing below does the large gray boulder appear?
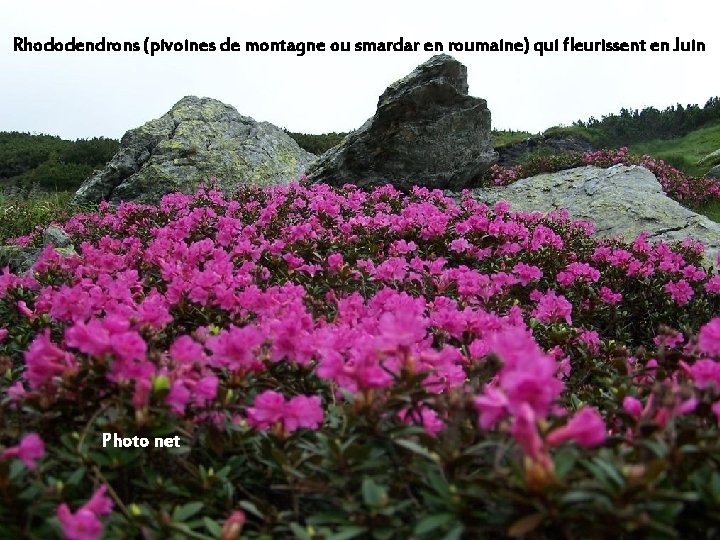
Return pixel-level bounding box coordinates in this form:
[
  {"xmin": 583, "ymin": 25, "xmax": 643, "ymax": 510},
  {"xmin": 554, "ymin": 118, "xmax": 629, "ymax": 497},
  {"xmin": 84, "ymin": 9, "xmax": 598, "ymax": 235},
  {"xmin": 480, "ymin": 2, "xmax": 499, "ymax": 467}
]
[
  {"xmin": 707, "ymin": 164, "xmax": 720, "ymax": 179},
  {"xmin": 73, "ymin": 96, "xmax": 315, "ymax": 204},
  {"xmin": 468, "ymin": 165, "xmax": 720, "ymax": 265},
  {"xmin": 307, "ymin": 54, "xmax": 497, "ymax": 190}
]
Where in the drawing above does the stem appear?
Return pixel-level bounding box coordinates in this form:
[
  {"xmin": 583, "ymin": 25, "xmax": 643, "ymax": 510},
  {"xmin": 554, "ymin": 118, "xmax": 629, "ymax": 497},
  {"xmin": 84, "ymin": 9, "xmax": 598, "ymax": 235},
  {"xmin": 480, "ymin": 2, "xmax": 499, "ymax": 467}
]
[
  {"xmin": 77, "ymin": 402, "xmax": 111, "ymax": 456},
  {"xmin": 91, "ymin": 466, "xmax": 132, "ymax": 521}
]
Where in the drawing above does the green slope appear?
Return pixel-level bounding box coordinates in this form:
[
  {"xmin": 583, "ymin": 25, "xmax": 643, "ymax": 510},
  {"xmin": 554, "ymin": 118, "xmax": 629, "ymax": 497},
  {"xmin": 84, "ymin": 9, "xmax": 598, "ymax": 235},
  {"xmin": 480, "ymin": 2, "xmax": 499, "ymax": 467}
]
[{"xmin": 628, "ymin": 123, "xmax": 720, "ymax": 177}]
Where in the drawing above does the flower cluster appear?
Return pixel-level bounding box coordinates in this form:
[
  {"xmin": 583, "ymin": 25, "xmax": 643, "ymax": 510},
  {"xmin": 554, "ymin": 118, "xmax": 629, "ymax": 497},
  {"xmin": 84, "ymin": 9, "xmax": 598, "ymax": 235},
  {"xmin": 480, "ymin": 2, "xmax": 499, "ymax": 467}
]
[
  {"xmin": 487, "ymin": 146, "xmax": 720, "ymax": 209},
  {"xmin": 1, "ymin": 181, "xmax": 720, "ymax": 538}
]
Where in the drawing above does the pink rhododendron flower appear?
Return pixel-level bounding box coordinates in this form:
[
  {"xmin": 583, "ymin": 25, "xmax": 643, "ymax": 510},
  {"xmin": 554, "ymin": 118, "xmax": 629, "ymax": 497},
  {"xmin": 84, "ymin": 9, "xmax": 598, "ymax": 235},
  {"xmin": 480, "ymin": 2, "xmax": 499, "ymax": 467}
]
[
  {"xmin": 705, "ymin": 276, "xmax": 720, "ymax": 294},
  {"xmin": 57, "ymin": 485, "xmax": 113, "ymax": 540},
  {"xmin": 327, "ymin": 253, "xmax": 344, "ymax": 271},
  {"xmin": 623, "ymin": 396, "xmax": 643, "ymax": 418},
  {"xmin": 598, "ymin": 286, "xmax": 622, "ymax": 305},
  {"xmin": 664, "ymin": 279, "xmax": 694, "ymax": 306},
  {"xmin": 0, "ymin": 327, "xmax": 7, "ymax": 342},
  {"xmin": 57, "ymin": 507, "xmax": 103, "ymax": 540},
  {"xmin": 698, "ymin": 318, "xmax": 720, "ymax": 357},
  {"xmin": 24, "ymin": 329, "xmax": 77, "ymax": 389},
  {"xmin": 82, "ymin": 485, "xmax": 114, "ymax": 516},
  {"xmin": 247, "ymin": 391, "xmax": 324, "ymax": 433},
  {"xmin": 546, "ymin": 407, "xmax": 606, "ymax": 448},
  {"xmin": 166, "ymin": 381, "xmax": 192, "ymax": 415},
  {"xmin": 283, "ymin": 395, "xmax": 324, "ymax": 432},
  {"xmin": 246, "ymin": 390, "xmax": 287, "ymax": 430},
  {"xmin": 474, "ymin": 387, "xmax": 509, "ymax": 430},
  {"xmin": 512, "ymin": 263, "xmax": 543, "ymax": 286},
  {"xmin": 532, "ymin": 290, "xmax": 573, "ymax": 325},
  {"xmin": 220, "ymin": 510, "xmax": 246, "ymax": 540},
  {"xmin": 1, "ymin": 432, "xmax": 45, "ymax": 470},
  {"xmin": 679, "ymin": 359, "xmax": 720, "ymax": 390},
  {"xmin": 169, "ymin": 335, "xmax": 206, "ymax": 364},
  {"xmin": 578, "ymin": 329, "xmax": 601, "ymax": 354},
  {"xmin": 509, "ymin": 404, "xmax": 544, "ymax": 459},
  {"xmin": 399, "ymin": 406, "xmax": 445, "ymax": 437}
]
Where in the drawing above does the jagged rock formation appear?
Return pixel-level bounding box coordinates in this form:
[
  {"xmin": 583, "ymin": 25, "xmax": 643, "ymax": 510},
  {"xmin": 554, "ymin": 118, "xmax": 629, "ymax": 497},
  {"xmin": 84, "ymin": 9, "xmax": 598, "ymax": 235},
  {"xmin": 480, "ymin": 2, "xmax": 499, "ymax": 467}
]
[
  {"xmin": 496, "ymin": 135, "xmax": 594, "ymax": 167},
  {"xmin": 468, "ymin": 165, "xmax": 720, "ymax": 264},
  {"xmin": 73, "ymin": 96, "xmax": 315, "ymax": 204},
  {"xmin": 307, "ymin": 54, "xmax": 497, "ymax": 190}
]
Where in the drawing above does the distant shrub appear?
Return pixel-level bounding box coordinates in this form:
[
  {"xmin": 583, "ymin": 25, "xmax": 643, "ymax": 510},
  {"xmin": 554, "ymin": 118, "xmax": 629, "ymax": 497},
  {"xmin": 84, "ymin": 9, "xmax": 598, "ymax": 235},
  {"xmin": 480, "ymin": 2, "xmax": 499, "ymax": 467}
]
[
  {"xmin": 561, "ymin": 96, "xmax": 720, "ymax": 147},
  {"xmin": 0, "ymin": 132, "xmax": 118, "ymax": 192},
  {"xmin": 286, "ymin": 131, "xmax": 347, "ymax": 155}
]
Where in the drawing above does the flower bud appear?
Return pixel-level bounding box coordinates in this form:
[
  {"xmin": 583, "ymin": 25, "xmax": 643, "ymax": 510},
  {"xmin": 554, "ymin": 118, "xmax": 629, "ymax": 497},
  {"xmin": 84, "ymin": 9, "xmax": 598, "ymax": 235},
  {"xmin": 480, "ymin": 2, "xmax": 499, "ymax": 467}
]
[{"xmin": 220, "ymin": 510, "xmax": 245, "ymax": 540}]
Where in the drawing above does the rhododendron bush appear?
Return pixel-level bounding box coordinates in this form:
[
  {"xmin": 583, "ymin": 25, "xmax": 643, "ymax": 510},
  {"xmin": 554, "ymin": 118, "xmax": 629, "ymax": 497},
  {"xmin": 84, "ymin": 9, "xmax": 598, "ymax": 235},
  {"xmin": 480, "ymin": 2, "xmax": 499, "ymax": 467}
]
[
  {"xmin": 2, "ymin": 181, "xmax": 720, "ymax": 539},
  {"xmin": 489, "ymin": 146, "xmax": 720, "ymax": 209}
]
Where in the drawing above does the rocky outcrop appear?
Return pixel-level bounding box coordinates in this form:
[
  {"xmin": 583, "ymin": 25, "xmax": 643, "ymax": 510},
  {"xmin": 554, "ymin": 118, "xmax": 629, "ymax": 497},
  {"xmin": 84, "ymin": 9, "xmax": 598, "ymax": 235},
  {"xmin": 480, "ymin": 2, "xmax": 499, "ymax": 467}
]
[
  {"xmin": 496, "ymin": 135, "xmax": 594, "ymax": 167},
  {"xmin": 707, "ymin": 164, "xmax": 720, "ymax": 179},
  {"xmin": 698, "ymin": 148, "xmax": 720, "ymax": 166},
  {"xmin": 468, "ymin": 165, "xmax": 720, "ymax": 264},
  {"xmin": 73, "ymin": 96, "xmax": 315, "ymax": 205},
  {"xmin": 0, "ymin": 226, "xmax": 76, "ymax": 274},
  {"xmin": 307, "ymin": 54, "xmax": 497, "ymax": 190}
]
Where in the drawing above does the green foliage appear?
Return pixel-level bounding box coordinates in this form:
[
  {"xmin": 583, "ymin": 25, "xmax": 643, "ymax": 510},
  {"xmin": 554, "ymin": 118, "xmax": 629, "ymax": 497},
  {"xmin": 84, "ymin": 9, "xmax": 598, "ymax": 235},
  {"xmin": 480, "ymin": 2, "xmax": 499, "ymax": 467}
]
[
  {"xmin": 286, "ymin": 130, "xmax": 347, "ymax": 155},
  {"xmin": 629, "ymin": 123, "xmax": 720, "ymax": 176},
  {"xmin": 0, "ymin": 131, "xmax": 118, "ymax": 191},
  {"xmin": 551, "ymin": 96, "xmax": 720, "ymax": 149},
  {"xmin": 493, "ymin": 130, "xmax": 536, "ymax": 148},
  {"xmin": 542, "ymin": 125, "xmax": 605, "ymax": 147},
  {"xmin": 0, "ymin": 190, "xmax": 90, "ymax": 244}
]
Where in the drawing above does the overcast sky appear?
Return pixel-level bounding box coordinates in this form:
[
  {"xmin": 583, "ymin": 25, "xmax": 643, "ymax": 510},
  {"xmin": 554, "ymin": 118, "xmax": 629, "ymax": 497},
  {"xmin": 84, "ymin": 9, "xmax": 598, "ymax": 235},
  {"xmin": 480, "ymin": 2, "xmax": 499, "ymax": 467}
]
[{"xmin": 2, "ymin": 0, "xmax": 717, "ymax": 140}]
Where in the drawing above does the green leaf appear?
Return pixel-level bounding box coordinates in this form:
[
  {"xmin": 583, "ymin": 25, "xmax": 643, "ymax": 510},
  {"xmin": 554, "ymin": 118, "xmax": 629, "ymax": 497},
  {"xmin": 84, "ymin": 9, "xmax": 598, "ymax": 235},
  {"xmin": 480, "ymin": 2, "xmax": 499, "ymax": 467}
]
[
  {"xmin": 362, "ymin": 477, "xmax": 387, "ymax": 507},
  {"xmin": 442, "ymin": 523, "xmax": 464, "ymax": 540},
  {"xmin": 425, "ymin": 470, "xmax": 450, "ymax": 498},
  {"xmin": 172, "ymin": 501, "xmax": 204, "ymax": 522},
  {"xmin": 66, "ymin": 466, "xmax": 87, "ymax": 486},
  {"xmin": 590, "ymin": 457, "xmax": 624, "ymax": 489},
  {"xmin": 239, "ymin": 500, "xmax": 264, "ymax": 519},
  {"xmin": 326, "ymin": 526, "xmax": 368, "ymax": 540},
  {"xmin": 414, "ymin": 513, "xmax": 454, "ymax": 536},
  {"xmin": 553, "ymin": 448, "xmax": 578, "ymax": 480},
  {"xmin": 203, "ymin": 517, "xmax": 222, "ymax": 537},
  {"xmin": 394, "ymin": 439, "xmax": 438, "ymax": 462},
  {"xmin": 289, "ymin": 522, "xmax": 311, "ymax": 540},
  {"xmin": 560, "ymin": 490, "xmax": 600, "ymax": 505}
]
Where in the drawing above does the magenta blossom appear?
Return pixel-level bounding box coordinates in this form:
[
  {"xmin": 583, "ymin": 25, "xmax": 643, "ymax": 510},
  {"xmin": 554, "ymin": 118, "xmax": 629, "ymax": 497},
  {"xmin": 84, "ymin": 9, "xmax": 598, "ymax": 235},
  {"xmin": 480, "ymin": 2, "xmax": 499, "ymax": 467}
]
[
  {"xmin": 622, "ymin": 396, "xmax": 643, "ymax": 418},
  {"xmin": 1, "ymin": 432, "xmax": 45, "ymax": 470},
  {"xmin": 246, "ymin": 390, "xmax": 287, "ymax": 430},
  {"xmin": 698, "ymin": 318, "xmax": 720, "ymax": 357},
  {"xmin": 56, "ymin": 485, "xmax": 113, "ymax": 540},
  {"xmin": 247, "ymin": 390, "xmax": 324, "ymax": 433},
  {"xmin": 546, "ymin": 407, "xmax": 606, "ymax": 448}
]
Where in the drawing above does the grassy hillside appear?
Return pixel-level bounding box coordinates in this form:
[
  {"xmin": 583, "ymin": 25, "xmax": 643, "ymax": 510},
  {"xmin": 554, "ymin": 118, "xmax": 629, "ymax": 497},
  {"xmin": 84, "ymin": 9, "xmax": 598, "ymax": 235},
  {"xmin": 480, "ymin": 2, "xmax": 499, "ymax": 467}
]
[
  {"xmin": 0, "ymin": 189, "xmax": 85, "ymax": 244},
  {"xmin": 492, "ymin": 129, "xmax": 536, "ymax": 147},
  {"xmin": 628, "ymin": 123, "xmax": 720, "ymax": 176}
]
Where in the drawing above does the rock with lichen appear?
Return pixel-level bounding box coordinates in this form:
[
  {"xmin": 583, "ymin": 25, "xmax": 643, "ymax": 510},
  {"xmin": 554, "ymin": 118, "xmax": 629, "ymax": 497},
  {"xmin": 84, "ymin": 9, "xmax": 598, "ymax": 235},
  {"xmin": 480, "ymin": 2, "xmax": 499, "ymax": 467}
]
[{"xmin": 73, "ymin": 96, "xmax": 315, "ymax": 204}]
